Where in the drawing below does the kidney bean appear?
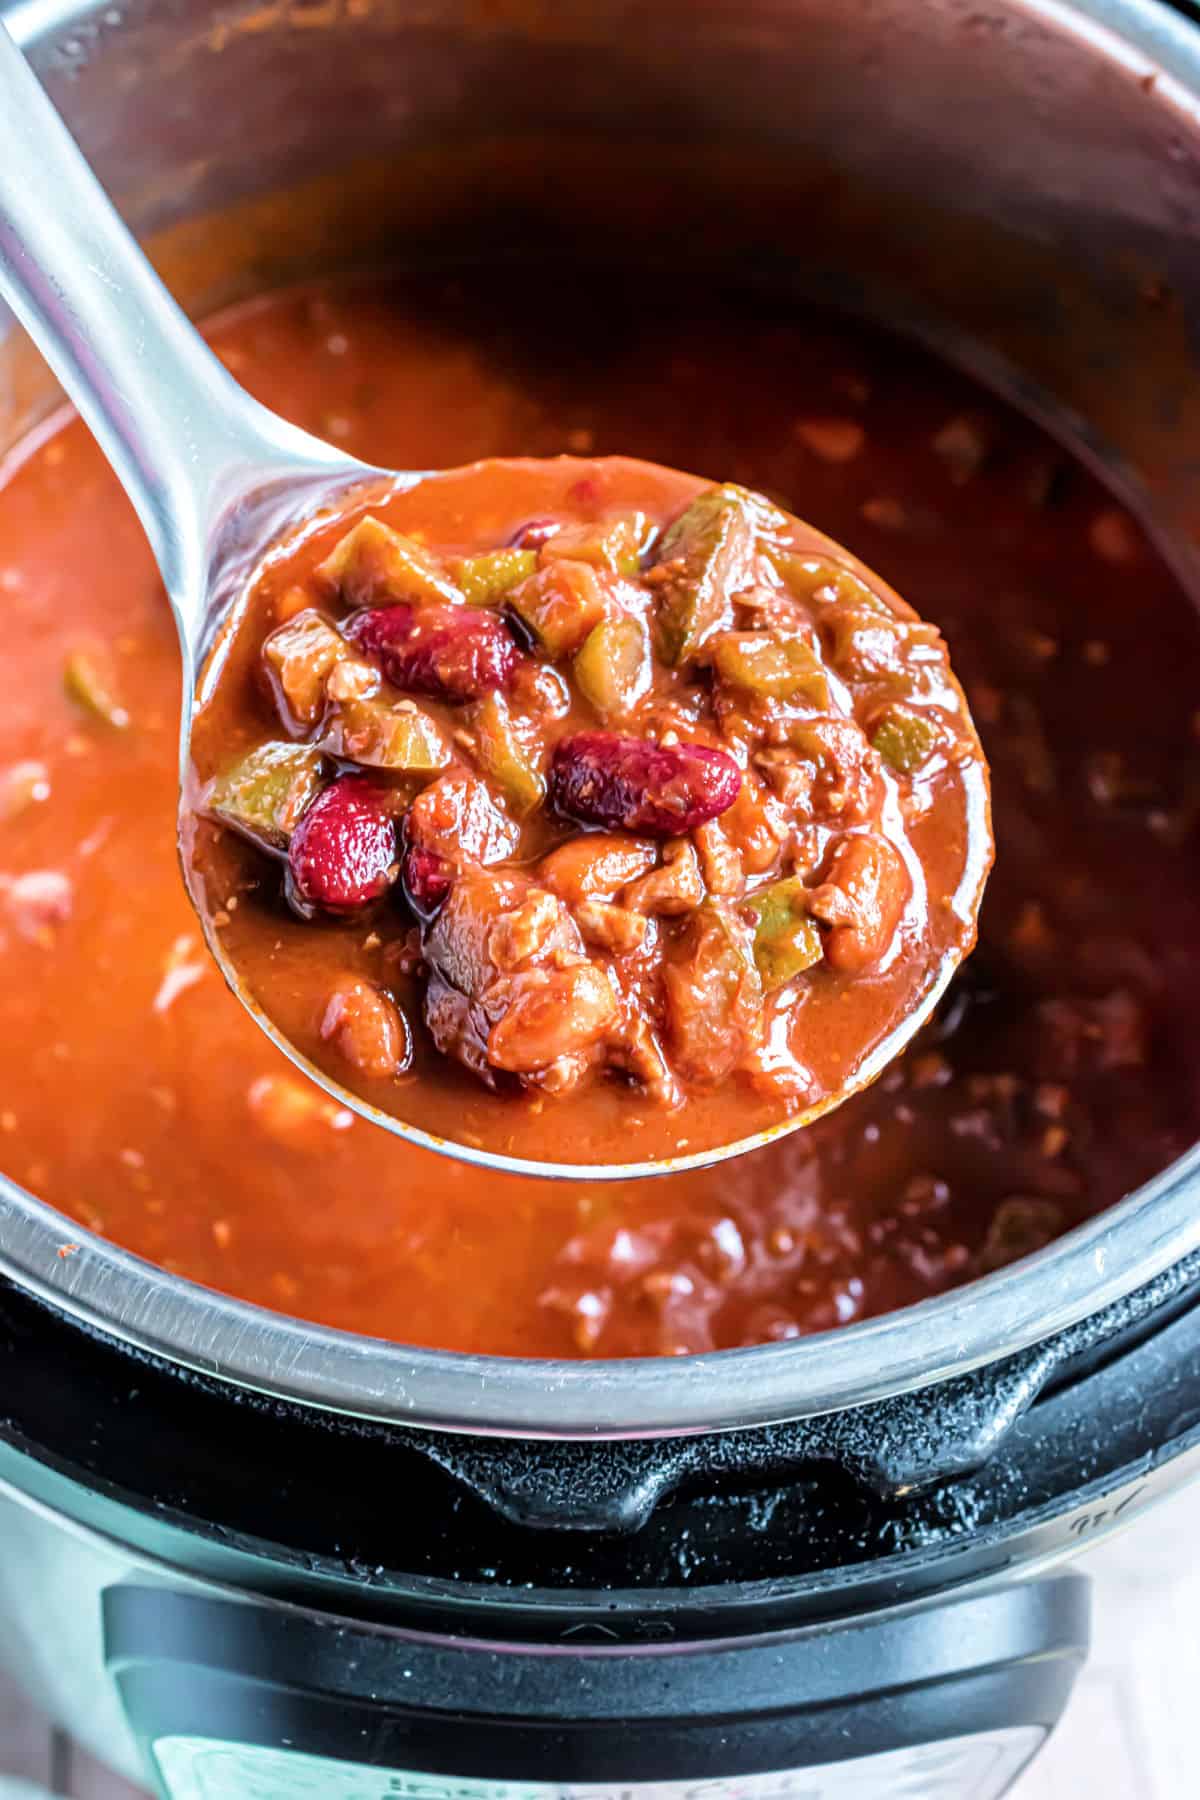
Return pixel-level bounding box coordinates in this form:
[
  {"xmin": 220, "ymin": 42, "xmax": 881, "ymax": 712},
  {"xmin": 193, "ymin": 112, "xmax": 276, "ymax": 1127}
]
[
  {"xmin": 549, "ymin": 732, "xmax": 741, "ymax": 838},
  {"xmin": 344, "ymin": 603, "xmax": 518, "ymax": 703},
  {"xmin": 286, "ymin": 775, "xmax": 398, "ymax": 916},
  {"xmin": 401, "ymin": 840, "xmax": 454, "ymax": 921}
]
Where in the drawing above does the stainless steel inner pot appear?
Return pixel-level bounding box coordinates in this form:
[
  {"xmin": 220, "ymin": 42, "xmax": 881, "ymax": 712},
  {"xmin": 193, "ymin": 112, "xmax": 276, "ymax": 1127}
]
[{"xmin": 1, "ymin": 0, "xmax": 1199, "ymax": 1438}]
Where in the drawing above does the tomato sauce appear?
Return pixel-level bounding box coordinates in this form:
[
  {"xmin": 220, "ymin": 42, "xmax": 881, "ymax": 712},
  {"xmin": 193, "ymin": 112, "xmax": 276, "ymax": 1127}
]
[
  {"xmin": 187, "ymin": 454, "xmax": 989, "ymax": 1167},
  {"xmin": 0, "ymin": 272, "xmax": 1197, "ymax": 1356}
]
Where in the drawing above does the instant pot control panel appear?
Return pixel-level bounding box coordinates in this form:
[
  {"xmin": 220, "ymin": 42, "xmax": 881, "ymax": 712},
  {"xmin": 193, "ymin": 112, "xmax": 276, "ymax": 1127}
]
[{"xmin": 3, "ymin": 1251, "xmax": 1200, "ymax": 1793}]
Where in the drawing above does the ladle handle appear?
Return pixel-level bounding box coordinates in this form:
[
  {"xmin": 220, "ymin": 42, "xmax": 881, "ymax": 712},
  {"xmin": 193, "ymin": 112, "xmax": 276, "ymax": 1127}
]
[
  {"xmin": 0, "ymin": 24, "xmax": 347, "ymax": 639},
  {"xmin": 0, "ymin": 26, "xmax": 255, "ymax": 601}
]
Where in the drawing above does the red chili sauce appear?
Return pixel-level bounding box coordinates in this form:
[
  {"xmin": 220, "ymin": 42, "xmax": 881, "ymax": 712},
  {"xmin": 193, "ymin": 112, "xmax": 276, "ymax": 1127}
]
[
  {"xmin": 186, "ymin": 455, "xmax": 989, "ymax": 1166},
  {"xmin": 0, "ymin": 273, "xmax": 1197, "ymax": 1355}
]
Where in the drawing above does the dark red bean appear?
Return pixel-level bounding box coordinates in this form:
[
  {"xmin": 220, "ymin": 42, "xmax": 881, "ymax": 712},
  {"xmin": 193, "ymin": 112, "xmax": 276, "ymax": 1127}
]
[
  {"xmin": 286, "ymin": 775, "xmax": 398, "ymax": 916},
  {"xmin": 401, "ymin": 840, "xmax": 454, "ymax": 921},
  {"xmin": 549, "ymin": 732, "xmax": 742, "ymax": 838},
  {"xmin": 509, "ymin": 517, "xmax": 562, "ymax": 551},
  {"xmin": 344, "ymin": 604, "xmax": 518, "ymax": 703}
]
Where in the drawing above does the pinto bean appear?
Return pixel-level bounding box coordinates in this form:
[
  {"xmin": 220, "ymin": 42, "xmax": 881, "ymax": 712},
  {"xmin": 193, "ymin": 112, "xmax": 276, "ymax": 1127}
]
[
  {"xmin": 319, "ymin": 977, "xmax": 412, "ymax": 1079},
  {"xmin": 538, "ymin": 833, "xmax": 657, "ymax": 905},
  {"xmin": 808, "ymin": 832, "xmax": 908, "ymax": 972}
]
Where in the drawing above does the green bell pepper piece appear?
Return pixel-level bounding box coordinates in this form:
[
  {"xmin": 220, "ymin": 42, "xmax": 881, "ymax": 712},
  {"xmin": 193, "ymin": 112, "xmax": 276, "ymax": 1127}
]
[
  {"xmin": 208, "ymin": 741, "xmax": 325, "ymax": 851},
  {"xmin": 744, "ymin": 875, "xmax": 824, "ymax": 990}
]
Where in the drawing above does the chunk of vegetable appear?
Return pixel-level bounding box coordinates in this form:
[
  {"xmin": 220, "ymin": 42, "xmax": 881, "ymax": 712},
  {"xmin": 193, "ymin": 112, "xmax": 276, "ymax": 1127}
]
[
  {"xmin": 208, "ymin": 741, "xmax": 325, "ymax": 852},
  {"xmin": 316, "ymin": 515, "xmax": 463, "ymax": 608},
  {"xmin": 544, "ymin": 513, "xmax": 654, "ymax": 577},
  {"xmin": 654, "ymin": 485, "xmax": 760, "ymax": 665},
  {"xmin": 573, "ymin": 612, "xmax": 652, "ymax": 718},
  {"xmin": 664, "ymin": 900, "xmax": 763, "ymax": 1082},
  {"xmin": 470, "ymin": 692, "xmax": 545, "ymax": 816},
  {"xmin": 713, "ymin": 632, "xmax": 829, "ymax": 705},
  {"xmin": 508, "ymin": 560, "xmax": 609, "ymax": 659},
  {"xmin": 744, "ymin": 875, "xmax": 824, "ymax": 990},
  {"xmin": 262, "ymin": 610, "xmax": 346, "ymax": 729},
  {"xmin": 450, "ymin": 547, "xmax": 537, "ymax": 607},
  {"xmin": 771, "ymin": 554, "xmax": 891, "ymax": 616},
  {"xmin": 824, "ymin": 608, "xmax": 942, "ymax": 683},
  {"xmin": 870, "ymin": 704, "xmax": 940, "ymax": 773},
  {"xmin": 63, "ymin": 649, "xmax": 129, "ymax": 729},
  {"xmin": 319, "ymin": 696, "xmax": 450, "ymax": 774}
]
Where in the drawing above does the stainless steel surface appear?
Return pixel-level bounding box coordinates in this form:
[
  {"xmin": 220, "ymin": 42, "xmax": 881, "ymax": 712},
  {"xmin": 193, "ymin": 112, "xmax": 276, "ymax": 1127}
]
[{"xmin": 0, "ymin": 0, "xmax": 1198, "ymax": 1433}]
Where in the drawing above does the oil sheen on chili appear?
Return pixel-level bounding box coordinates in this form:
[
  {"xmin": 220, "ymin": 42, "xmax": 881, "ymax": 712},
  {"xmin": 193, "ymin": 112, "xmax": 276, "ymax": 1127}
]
[
  {"xmin": 0, "ymin": 273, "xmax": 1197, "ymax": 1355},
  {"xmin": 186, "ymin": 457, "xmax": 991, "ymax": 1166}
]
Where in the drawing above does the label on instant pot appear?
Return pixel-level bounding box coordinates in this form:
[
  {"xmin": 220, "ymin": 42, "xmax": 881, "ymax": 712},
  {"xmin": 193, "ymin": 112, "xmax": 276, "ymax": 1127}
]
[{"xmin": 153, "ymin": 1727, "xmax": 1045, "ymax": 1800}]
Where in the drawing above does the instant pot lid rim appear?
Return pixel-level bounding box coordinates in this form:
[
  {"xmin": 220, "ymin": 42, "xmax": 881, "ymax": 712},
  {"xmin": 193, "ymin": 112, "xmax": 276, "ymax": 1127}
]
[
  {"xmin": 2, "ymin": 1140, "xmax": 1199, "ymax": 1440},
  {"xmin": 4, "ymin": 0, "xmax": 1200, "ymax": 1437}
]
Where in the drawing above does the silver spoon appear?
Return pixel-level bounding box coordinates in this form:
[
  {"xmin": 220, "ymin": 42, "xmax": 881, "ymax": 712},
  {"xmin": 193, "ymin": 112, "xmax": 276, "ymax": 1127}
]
[{"xmin": 0, "ymin": 26, "xmax": 987, "ymax": 1182}]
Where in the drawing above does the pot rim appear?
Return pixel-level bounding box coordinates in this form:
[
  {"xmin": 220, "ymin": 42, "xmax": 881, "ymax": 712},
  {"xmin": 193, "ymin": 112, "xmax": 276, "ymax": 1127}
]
[{"xmin": 4, "ymin": 0, "xmax": 1200, "ymax": 1439}]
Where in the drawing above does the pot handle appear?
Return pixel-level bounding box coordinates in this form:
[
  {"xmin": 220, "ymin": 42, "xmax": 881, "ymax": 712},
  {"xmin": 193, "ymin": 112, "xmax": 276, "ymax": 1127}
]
[{"xmin": 410, "ymin": 1338, "xmax": 1061, "ymax": 1532}]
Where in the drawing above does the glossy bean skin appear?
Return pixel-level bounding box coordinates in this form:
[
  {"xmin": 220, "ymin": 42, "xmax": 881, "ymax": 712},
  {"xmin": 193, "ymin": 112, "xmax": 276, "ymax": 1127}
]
[
  {"xmin": 319, "ymin": 976, "xmax": 412, "ymax": 1078},
  {"xmin": 400, "ymin": 841, "xmax": 454, "ymax": 921},
  {"xmin": 809, "ymin": 833, "xmax": 909, "ymax": 972},
  {"xmin": 345, "ymin": 603, "xmax": 519, "ymax": 702},
  {"xmin": 548, "ymin": 732, "xmax": 742, "ymax": 837},
  {"xmin": 286, "ymin": 775, "xmax": 398, "ymax": 915}
]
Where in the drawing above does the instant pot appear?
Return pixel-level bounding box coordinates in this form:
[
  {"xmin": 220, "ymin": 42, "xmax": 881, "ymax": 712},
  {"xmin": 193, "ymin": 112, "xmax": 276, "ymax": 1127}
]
[{"xmin": 3, "ymin": 0, "xmax": 1200, "ymax": 1792}]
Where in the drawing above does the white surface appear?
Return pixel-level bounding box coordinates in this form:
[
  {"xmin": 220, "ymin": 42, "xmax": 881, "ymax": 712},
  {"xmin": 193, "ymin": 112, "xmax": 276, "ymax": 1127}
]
[{"xmin": 2, "ymin": 1481, "xmax": 1197, "ymax": 1797}]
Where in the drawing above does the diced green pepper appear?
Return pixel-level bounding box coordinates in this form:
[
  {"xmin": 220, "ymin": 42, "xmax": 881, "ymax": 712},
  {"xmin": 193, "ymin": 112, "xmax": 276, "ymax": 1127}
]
[
  {"xmin": 63, "ymin": 650, "xmax": 129, "ymax": 729},
  {"xmin": 320, "ymin": 696, "xmax": 450, "ymax": 773},
  {"xmin": 655, "ymin": 485, "xmax": 760, "ymax": 666},
  {"xmin": 262, "ymin": 610, "xmax": 347, "ymax": 728},
  {"xmin": 712, "ymin": 632, "xmax": 829, "ymax": 705},
  {"xmin": 573, "ymin": 612, "xmax": 652, "ymax": 718},
  {"xmin": 870, "ymin": 705, "xmax": 940, "ymax": 773},
  {"xmin": 508, "ymin": 561, "xmax": 608, "ymax": 659},
  {"xmin": 207, "ymin": 741, "xmax": 325, "ymax": 852},
  {"xmin": 316, "ymin": 516, "xmax": 463, "ymax": 608},
  {"xmin": 769, "ymin": 552, "xmax": 891, "ymax": 616},
  {"xmin": 450, "ymin": 547, "xmax": 537, "ymax": 608},
  {"xmin": 545, "ymin": 513, "xmax": 654, "ymax": 578},
  {"xmin": 744, "ymin": 875, "xmax": 824, "ymax": 991},
  {"xmin": 471, "ymin": 692, "xmax": 545, "ymax": 816}
]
